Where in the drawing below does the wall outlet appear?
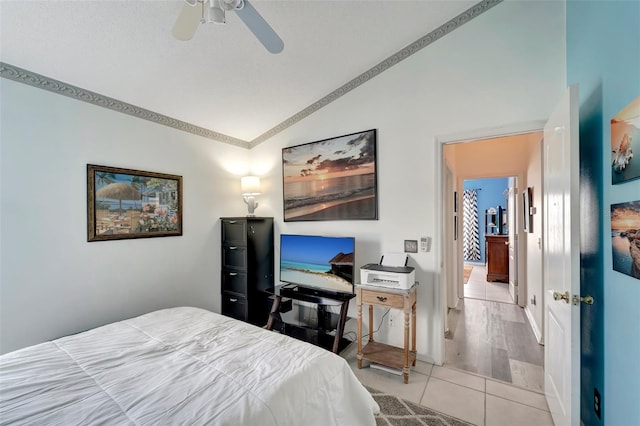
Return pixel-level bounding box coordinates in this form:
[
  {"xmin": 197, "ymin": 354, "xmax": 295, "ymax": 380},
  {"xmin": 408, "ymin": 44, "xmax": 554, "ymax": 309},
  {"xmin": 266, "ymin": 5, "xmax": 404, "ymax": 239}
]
[{"xmin": 389, "ymin": 315, "xmax": 393, "ymax": 327}]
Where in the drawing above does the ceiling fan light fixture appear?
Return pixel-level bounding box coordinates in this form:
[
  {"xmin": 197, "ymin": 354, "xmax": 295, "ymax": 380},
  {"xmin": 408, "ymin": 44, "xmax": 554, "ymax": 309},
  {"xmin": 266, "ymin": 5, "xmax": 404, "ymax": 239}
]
[
  {"xmin": 221, "ymin": 0, "xmax": 243, "ymax": 11},
  {"xmin": 208, "ymin": 0, "xmax": 226, "ymax": 24}
]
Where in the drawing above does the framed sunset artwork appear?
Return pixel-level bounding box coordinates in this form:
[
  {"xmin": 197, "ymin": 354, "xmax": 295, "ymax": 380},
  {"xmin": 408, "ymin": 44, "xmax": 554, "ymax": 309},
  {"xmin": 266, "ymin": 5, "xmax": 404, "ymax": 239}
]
[
  {"xmin": 611, "ymin": 200, "xmax": 640, "ymax": 280},
  {"xmin": 282, "ymin": 129, "xmax": 378, "ymax": 222}
]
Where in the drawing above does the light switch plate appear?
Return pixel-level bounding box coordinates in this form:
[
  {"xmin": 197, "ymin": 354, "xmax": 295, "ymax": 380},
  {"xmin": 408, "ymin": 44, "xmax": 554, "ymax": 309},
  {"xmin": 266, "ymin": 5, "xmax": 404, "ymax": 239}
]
[{"xmin": 404, "ymin": 240, "xmax": 418, "ymax": 253}]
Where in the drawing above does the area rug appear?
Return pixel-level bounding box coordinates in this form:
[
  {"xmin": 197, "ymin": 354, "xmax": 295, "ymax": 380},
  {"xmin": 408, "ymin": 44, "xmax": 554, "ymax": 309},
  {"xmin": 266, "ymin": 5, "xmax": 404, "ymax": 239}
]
[
  {"xmin": 463, "ymin": 265, "xmax": 473, "ymax": 284},
  {"xmin": 368, "ymin": 387, "xmax": 473, "ymax": 426}
]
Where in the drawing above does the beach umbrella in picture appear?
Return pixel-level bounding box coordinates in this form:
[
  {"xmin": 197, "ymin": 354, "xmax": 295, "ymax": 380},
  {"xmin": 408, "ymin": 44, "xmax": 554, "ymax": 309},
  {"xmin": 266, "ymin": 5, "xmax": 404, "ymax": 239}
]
[{"xmin": 96, "ymin": 182, "xmax": 141, "ymax": 214}]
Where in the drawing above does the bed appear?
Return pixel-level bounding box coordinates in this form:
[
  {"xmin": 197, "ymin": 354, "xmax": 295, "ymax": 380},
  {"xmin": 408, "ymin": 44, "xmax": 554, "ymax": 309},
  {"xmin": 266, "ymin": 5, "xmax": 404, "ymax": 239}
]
[{"xmin": 0, "ymin": 307, "xmax": 378, "ymax": 425}]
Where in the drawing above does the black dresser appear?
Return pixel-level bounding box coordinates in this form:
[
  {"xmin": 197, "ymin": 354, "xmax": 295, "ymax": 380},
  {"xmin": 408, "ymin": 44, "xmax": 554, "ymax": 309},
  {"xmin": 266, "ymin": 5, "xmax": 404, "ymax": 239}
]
[{"xmin": 220, "ymin": 217, "xmax": 274, "ymax": 326}]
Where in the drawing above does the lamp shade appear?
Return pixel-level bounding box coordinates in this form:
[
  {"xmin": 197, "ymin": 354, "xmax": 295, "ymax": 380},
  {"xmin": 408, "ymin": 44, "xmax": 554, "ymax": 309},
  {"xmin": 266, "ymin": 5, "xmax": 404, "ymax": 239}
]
[{"xmin": 241, "ymin": 176, "xmax": 261, "ymax": 195}]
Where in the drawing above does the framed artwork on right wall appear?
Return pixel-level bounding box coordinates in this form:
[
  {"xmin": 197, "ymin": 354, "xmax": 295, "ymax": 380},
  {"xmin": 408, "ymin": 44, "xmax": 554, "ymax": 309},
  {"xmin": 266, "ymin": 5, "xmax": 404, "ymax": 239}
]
[
  {"xmin": 611, "ymin": 96, "xmax": 640, "ymax": 184},
  {"xmin": 611, "ymin": 200, "xmax": 640, "ymax": 280}
]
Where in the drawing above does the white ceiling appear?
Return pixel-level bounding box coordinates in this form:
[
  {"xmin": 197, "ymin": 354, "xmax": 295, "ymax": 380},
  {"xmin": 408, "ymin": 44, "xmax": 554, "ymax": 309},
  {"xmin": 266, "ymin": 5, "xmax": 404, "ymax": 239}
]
[{"xmin": 1, "ymin": 0, "xmax": 482, "ymax": 145}]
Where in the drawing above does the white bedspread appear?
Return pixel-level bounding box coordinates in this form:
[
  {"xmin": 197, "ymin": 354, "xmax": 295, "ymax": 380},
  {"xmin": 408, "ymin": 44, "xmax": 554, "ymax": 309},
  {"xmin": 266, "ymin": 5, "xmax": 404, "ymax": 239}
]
[{"xmin": 0, "ymin": 307, "xmax": 378, "ymax": 425}]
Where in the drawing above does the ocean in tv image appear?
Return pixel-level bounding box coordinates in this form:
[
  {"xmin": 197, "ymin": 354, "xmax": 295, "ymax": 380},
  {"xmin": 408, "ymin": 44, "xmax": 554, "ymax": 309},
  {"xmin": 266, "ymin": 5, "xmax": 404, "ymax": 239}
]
[
  {"xmin": 280, "ymin": 235, "xmax": 354, "ymax": 293},
  {"xmin": 611, "ymin": 200, "xmax": 640, "ymax": 280}
]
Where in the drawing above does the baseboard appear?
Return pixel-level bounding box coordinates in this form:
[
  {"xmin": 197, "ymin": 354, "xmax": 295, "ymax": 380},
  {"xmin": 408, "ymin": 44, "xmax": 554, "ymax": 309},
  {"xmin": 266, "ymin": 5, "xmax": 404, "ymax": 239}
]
[
  {"xmin": 524, "ymin": 306, "xmax": 544, "ymax": 345},
  {"xmin": 416, "ymin": 353, "xmax": 436, "ymax": 365}
]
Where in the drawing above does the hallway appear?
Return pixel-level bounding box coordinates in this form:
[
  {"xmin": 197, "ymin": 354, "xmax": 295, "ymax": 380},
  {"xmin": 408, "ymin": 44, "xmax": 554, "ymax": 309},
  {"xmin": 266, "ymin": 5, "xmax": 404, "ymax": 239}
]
[{"xmin": 446, "ymin": 267, "xmax": 544, "ymax": 392}]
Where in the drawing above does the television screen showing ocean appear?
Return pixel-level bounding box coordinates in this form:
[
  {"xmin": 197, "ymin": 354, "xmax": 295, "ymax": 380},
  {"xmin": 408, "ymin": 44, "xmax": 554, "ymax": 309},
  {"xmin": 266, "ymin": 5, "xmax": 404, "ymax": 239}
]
[
  {"xmin": 281, "ymin": 260, "xmax": 330, "ymax": 274},
  {"xmin": 612, "ymin": 231, "xmax": 633, "ymax": 276},
  {"xmin": 280, "ymin": 260, "xmax": 352, "ymax": 292}
]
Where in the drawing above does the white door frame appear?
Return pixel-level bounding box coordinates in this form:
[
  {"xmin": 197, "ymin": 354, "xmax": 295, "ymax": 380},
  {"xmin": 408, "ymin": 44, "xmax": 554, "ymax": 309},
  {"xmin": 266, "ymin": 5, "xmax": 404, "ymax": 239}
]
[{"xmin": 434, "ymin": 120, "xmax": 545, "ymax": 365}]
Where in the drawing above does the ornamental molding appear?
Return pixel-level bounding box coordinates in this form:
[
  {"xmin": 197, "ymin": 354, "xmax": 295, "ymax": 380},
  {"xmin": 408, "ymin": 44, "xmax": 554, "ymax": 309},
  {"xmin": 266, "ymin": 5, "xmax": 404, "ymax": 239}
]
[
  {"xmin": 0, "ymin": 62, "xmax": 249, "ymax": 149},
  {"xmin": 248, "ymin": 0, "xmax": 503, "ymax": 148}
]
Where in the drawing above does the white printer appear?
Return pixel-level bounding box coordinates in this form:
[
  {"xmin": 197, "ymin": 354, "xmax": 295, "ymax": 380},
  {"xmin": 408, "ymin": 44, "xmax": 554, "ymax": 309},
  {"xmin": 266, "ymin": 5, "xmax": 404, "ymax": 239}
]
[{"xmin": 360, "ymin": 253, "xmax": 415, "ymax": 290}]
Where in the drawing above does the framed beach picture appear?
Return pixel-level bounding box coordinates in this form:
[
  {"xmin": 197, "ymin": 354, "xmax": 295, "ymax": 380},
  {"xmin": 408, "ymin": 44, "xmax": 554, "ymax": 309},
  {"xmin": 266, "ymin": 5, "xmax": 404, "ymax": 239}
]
[
  {"xmin": 611, "ymin": 200, "xmax": 640, "ymax": 280},
  {"xmin": 87, "ymin": 164, "xmax": 182, "ymax": 242},
  {"xmin": 611, "ymin": 96, "xmax": 640, "ymax": 184},
  {"xmin": 282, "ymin": 129, "xmax": 378, "ymax": 221}
]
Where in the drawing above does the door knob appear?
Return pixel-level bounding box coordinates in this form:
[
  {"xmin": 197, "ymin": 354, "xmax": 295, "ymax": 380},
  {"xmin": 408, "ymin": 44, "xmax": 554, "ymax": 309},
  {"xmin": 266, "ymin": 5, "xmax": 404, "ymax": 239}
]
[
  {"xmin": 572, "ymin": 294, "xmax": 594, "ymax": 305},
  {"xmin": 553, "ymin": 291, "xmax": 570, "ymax": 303}
]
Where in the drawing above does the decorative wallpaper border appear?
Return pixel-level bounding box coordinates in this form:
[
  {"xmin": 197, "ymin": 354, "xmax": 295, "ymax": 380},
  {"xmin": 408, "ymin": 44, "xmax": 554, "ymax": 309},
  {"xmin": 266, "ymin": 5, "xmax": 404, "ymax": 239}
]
[
  {"xmin": 248, "ymin": 0, "xmax": 503, "ymax": 148},
  {"xmin": 0, "ymin": 63, "xmax": 250, "ymax": 149},
  {"xmin": 1, "ymin": 0, "xmax": 501, "ymax": 149}
]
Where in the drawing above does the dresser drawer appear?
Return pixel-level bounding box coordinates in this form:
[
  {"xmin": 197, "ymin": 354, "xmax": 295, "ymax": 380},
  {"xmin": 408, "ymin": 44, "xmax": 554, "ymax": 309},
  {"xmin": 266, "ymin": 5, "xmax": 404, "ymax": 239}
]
[
  {"xmin": 222, "ymin": 219, "xmax": 247, "ymax": 246},
  {"xmin": 221, "ymin": 294, "xmax": 247, "ymax": 321},
  {"xmin": 222, "ymin": 246, "xmax": 247, "ymax": 270},
  {"xmin": 362, "ymin": 290, "xmax": 404, "ymax": 308},
  {"xmin": 222, "ymin": 270, "xmax": 247, "ymax": 295}
]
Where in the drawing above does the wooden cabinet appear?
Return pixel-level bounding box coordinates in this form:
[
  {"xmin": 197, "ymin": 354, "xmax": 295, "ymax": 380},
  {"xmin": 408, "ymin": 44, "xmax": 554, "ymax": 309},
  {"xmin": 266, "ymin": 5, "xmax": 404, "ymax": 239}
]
[
  {"xmin": 221, "ymin": 217, "xmax": 274, "ymax": 326},
  {"xmin": 356, "ymin": 284, "xmax": 417, "ymax": 384},
  {"xmin": 486, "ymin": 235, "xmax": 509, "ymax": 282}
]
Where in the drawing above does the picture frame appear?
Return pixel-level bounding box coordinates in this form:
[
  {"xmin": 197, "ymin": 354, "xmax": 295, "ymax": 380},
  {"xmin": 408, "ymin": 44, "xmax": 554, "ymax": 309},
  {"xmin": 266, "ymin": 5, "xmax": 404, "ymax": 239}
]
[
  {"xmin": 611, "ymin": 200, "xmax": 640, "ymax": 280},
  {"xmin": 611, "ymin": 96, "xmax": 640, "ymax": 185},
  {"xmin": 87, "ymin": 164, "xmax": 182, "ymax": 242},
  {"xmin": 523, "ymin": 187, "xmax": 533, "ymax": 233},
  {"xmin": 282, "ymin": 129, "xmax": 378, "ymax": 221}
]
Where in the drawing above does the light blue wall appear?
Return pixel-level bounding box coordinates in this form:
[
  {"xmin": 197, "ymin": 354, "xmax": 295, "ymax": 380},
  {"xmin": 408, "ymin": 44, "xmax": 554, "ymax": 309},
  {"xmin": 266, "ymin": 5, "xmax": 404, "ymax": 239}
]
[
  {"xmin": 567, "ymin": 1, "xmax": 640, "ymax": 424},
  {"xmin": 463, "ymin": 178, "xmax": 509, "ymax": 263}
]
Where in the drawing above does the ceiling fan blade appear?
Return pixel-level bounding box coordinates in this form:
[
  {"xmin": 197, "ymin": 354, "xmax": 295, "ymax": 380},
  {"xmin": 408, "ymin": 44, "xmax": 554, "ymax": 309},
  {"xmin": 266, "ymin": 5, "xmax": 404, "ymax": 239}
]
[
  {"xmin": 173, "ymin": 2, "xmax": 202, "ymax": 41},
  {"xmin": 235, "ymin": 0, "xmax": 284, "ymax": 54}
]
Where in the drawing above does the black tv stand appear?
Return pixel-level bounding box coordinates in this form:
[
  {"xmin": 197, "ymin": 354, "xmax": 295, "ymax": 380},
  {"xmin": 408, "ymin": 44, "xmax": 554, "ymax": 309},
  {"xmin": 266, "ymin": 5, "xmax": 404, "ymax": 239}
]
[{"xmin": 265, "ymin": 285, "xmax": 355, "ymax": 354}]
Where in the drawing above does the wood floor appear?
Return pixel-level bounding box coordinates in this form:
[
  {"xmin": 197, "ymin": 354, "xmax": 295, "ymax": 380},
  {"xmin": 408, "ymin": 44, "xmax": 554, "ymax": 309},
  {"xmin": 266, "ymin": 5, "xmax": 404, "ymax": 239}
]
[
  {"xmin": 446, "ymin": 265, "xmax": 544, "ymax": 392},
  {"xmin": 463, "ymin": 263, "xmax": 514, "ymax": 304}
]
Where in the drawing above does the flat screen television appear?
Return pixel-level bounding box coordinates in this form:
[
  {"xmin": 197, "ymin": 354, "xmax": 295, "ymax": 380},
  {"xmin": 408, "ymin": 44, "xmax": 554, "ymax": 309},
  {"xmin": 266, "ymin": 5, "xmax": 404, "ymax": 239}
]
[{"xmin": 280, "ymin": 234, "xmax": 355, "ymax": 295}]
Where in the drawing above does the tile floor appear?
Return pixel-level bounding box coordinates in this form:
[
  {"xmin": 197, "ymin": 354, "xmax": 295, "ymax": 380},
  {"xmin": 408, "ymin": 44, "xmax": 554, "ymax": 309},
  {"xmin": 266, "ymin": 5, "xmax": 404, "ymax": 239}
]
[
  {"xmin": 464, "ymin": 263, "xmax": 514, "ymax": 304},
  {"xmin": 342, "ymin": 344, "xmax": 553, "ymax": 426}
]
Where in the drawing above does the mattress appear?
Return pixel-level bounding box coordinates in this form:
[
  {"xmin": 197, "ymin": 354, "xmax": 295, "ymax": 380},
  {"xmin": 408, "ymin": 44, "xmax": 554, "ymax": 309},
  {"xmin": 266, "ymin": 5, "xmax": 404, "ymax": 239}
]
[{"xmin": 0, "ymin": 307, "xmax": 378, "ymax": 425}]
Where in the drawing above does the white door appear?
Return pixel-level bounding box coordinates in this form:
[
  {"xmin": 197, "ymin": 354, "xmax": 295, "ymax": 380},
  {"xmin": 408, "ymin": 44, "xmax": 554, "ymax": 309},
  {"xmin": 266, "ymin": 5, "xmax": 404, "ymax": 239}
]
[
  {"xmin": 507, "ymin": 178, "xmax": 517, "ymax": 303},
  {"xmin": 543, "ymin": 85, "xmax": 580, "ymax": 426}
]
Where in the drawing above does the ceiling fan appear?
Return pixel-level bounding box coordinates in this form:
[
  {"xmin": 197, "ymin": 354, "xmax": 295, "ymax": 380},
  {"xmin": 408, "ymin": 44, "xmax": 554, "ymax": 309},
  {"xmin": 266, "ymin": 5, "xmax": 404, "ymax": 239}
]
[{"xmin": 173, "ymin": 0, "xmax": 284, "ymax": 54}]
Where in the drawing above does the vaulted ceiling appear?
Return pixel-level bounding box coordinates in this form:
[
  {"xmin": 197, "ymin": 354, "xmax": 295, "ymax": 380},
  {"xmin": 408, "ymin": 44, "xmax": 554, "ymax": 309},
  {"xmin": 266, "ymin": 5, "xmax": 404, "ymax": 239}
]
[{"xmin": 0, "ymin": 0, "xmax": 501, "ymax": 147}]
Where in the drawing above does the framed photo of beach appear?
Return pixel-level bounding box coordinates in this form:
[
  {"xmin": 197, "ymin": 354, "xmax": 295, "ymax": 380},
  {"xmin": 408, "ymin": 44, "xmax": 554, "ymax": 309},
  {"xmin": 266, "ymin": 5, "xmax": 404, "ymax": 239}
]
[
  {"xmin": 611, "ymin": 200, "xmax": 640, "ymax": 280},
  {"xmin": 282, "ymin": 129, "xmax": 378, "ymax": 222},
  {"xmin": 87, "ymin": 164, "xmax": 182, "ymax": 242},
  {"xmin": 611, "ymin": 96, "xmax": 640, "ymax": 184}
]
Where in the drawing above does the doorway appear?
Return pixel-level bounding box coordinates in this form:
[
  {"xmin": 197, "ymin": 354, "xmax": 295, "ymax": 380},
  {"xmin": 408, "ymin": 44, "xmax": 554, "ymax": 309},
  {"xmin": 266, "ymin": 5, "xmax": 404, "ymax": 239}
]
[
  {"xmin": 461, "ymin": 177, "xmax": 514, "ymax": 304},
  {"xmin": 441, "ymin": 129, "xmax": 545, "ymax": 392}
]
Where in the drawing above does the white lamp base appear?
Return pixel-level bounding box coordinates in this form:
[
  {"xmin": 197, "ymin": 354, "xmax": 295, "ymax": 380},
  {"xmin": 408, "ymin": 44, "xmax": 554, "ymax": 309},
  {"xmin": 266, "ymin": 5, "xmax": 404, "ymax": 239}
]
[{"xmin": 243, "ymin": 196, "xmax": 259, "ymax": 217}]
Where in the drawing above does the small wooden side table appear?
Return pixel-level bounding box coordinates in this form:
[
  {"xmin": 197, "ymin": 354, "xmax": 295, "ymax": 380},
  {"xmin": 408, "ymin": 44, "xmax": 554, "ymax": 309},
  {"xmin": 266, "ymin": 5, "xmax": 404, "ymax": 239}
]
[{"xmin": 356, "ymin": 283, "xmax": 417, "ymax": 384}]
